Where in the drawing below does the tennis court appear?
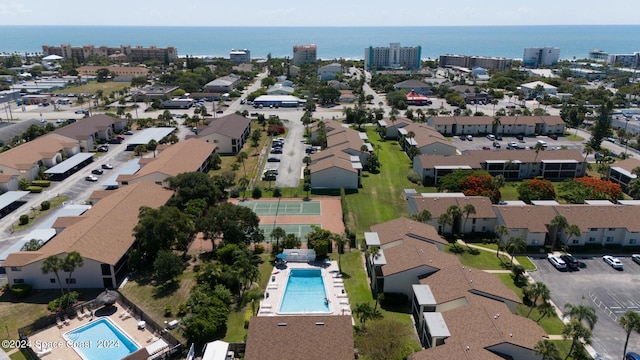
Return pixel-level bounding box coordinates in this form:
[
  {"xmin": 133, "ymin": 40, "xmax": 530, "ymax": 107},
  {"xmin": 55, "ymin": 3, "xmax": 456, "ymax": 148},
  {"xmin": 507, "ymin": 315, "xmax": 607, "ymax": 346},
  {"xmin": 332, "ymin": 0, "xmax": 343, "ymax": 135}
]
[
  {"xmin": 260, "ymin": 224, "xmax": 319, "ymax": 242},
  {"xmin": 239, "ymin": 200, "xmax": 321, "ymax": 216}
]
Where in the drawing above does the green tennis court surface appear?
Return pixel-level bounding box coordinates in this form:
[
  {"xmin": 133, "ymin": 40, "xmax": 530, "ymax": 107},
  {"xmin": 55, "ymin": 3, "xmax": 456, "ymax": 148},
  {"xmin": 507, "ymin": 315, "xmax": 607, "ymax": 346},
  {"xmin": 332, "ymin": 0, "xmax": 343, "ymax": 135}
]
[
  {"xmin": 238, "ymin": 200, "xmax": 321, "ymax": 216},
  {"xmin": 260, "ymin": 224, "xmax": 319, "ymax": 242}
]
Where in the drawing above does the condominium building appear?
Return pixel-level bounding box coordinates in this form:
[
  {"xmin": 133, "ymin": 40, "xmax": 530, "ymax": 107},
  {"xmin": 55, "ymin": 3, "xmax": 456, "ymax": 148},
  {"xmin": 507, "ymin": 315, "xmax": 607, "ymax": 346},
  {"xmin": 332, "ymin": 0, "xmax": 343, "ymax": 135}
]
[
  {"xmin": 42, "ymin": 44, "xmax": 178, "ymax": 64},
  {"xmin": 364, "ymin": 43, "xmax": 421, "ymax": 70},
  {"xmin": 230, "ymin": 49, "xmax": 251, "ymax": 64},
  {"xmin": 292, "ymin": 44, "xmax": 317, "ymax": 66},
  {"xmin": 607, "ymin": 53, "xmax": 640, "ymax": 68},
  {"xmin": 439, "ymin": 54, "xmax": 512, "ymax": 71},
  {"xmin": 522, "ymin": 47, "xmax": 560, "ymax": 68}
]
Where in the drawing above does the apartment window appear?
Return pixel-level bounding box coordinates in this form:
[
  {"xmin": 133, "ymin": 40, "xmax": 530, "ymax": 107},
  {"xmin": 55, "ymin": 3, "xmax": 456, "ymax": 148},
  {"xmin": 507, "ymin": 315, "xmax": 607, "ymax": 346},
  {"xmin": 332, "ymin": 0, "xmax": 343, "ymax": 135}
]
[
  {"xmin": 10, "ymin": 267, "xmax": 21, "ymax": 271},
  {"xmin": 50, "ymin": 278, "xmax": 56, "ymax": 283},
  {"xmin": 572, "ymin": 239, "xmax": 579, "ymax": 244},
  {"xmin": 65, "ymin": 278, "xmax": 76, "ymax": 284},
  {"xmin": 589, "ymin": 237, "xmax": 596, "ymax": 242},
  {"xmin": 471, "ymin": 226, "xmax": 476, "ymax": 232},
  {"xmin": 101, "ymin": 264, "xmax": 111, "ymax": 276},
  {"xmin": 532, "ymin": 239, "xmax": 539, "ymax": 245},
  {"xmin": 630, "ymin": 239, "xmax": 637, "ymax": 245},
  {"xmin": 607, "ymin": 228, "xmax": 615, "ymax": 231},
  {"xmin": 482, "ymin": 226, "xmax": 486, "ymax": 232},
  {"xmin": 590, "ymin": 228, "xmax": 597, "ymax": 231},
  {"xmin": 13, "ymin": 279, "xmax": 24, "ymax": 284},
  {"xmin": 606, "ymin": 237, "xmax": 614, "ymax": 243},
  {"xmin": 472, "ymin": 219, "xmax": 476, "ymax": 224}
]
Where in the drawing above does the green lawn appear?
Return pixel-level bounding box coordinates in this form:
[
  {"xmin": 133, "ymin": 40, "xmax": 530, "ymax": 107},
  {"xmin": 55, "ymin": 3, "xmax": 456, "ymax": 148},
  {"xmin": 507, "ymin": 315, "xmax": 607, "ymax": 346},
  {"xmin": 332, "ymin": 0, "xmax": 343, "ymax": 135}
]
[
  {"xmin": 516, "ymin": 256, "xmax": 537, "ymax": 270},
  {"xmin": 447, "ymin": 244, "xmax": 512, "ymax": 270},
  {"xmin": 52, "ymin": 80, "xmax": 131, "ymax": 97}
]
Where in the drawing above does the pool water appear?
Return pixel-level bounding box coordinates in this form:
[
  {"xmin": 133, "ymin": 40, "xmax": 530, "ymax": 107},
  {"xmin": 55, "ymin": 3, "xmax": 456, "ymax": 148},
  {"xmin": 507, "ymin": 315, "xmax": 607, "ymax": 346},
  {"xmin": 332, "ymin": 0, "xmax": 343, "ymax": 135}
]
[
  {"xmin": 63, "ymin": 318, "xmax": 139, "ymax": 360},
  {"xmin": 279, "ymin": 269, "xmax": 330, "ymax": 313}
]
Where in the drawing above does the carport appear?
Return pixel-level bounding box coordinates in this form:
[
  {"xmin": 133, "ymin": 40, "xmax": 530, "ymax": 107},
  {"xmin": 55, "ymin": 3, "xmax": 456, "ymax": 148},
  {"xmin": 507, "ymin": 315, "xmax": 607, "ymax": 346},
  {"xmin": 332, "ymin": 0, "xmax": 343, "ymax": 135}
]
[
  {"xmin": 0, "ymin": 191, "xmax": 29, "ymax": 218},
  {"xmin": 44, "ymin": 153, "xmax": 94, "ymax": 181}
]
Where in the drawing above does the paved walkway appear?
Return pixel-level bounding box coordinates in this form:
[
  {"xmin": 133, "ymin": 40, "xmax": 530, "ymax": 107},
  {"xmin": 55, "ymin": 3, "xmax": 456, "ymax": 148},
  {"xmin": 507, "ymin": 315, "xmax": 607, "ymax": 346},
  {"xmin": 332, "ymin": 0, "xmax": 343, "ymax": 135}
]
[{"xmin": 456, "ymin": 240, "xmax": 600, "ymax": 358}]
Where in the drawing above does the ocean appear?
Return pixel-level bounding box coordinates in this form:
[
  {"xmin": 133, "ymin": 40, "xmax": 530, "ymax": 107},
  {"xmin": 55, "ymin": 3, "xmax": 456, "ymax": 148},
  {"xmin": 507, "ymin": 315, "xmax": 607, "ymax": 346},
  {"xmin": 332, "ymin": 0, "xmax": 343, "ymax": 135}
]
[{"xmin": 0, "ymin": 25, "xmax": 638, "ymax": 61}]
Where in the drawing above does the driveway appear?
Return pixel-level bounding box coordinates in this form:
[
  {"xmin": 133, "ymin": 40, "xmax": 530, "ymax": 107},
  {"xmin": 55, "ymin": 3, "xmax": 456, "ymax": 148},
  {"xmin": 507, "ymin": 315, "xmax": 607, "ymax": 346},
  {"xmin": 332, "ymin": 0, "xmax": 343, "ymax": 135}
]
[{"xmin": 528, "ymin": 255, "xmax": 640, "ymax": 360}]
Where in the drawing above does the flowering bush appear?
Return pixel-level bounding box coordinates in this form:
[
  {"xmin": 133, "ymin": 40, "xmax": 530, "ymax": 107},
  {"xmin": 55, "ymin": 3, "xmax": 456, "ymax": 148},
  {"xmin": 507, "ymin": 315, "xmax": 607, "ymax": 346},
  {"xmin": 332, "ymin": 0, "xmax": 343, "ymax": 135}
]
[{"xmin": 517, "ymin": 178, "xmax": 556, "ymax": 203}]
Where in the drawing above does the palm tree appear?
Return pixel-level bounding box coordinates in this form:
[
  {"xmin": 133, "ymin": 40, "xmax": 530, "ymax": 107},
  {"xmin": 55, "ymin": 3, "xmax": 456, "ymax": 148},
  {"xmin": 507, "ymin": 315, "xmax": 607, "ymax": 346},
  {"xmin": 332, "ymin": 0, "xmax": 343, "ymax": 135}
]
[
  {"xmin": 562, "ymin": 319, "xmax": 592, "ymax": 360},
  {"xmin": 461, "ymin": 204, "xmax": 476, "ymax": 233},
  {"xmin": 41, "ymin": 255, "xmax": 65, "ymax": 296},
  {"xmin": 332, "ymin": 234, "xmax": 349, "ymax": 272},
  {"xmin": 534, "ymin": 339, "xmax": 561, "ymax": 360},
  {"xmin": 549, "ymin": 215, "xmax": 568, "ymax": 251},
  {"xmin": 353, "ymin": 302, "xmax": 382, "ymax": 329},
  {"xmin": 534, "ymin": 141, "xmax": 545, "ymax": 161},
  {"xmin": 632, "ymin": 166, "xmax": 640, "ymax": 178},
  {"xmin": 62, "ymin": 251, "xmax": 84, "ymax": 293},
  {"xmin": 492, "ymin": 116, "xmax": 501, "ymax": 135},
  {"xmin": 507, "ymin": 236, "xmax": 526, "ymax": 265},
  {"xmin": 412, "ymin": 209, "xmax": 432, "ymax": 224},
  {"xmin": 238, "ymin": 176, "xmax": 250, "ymax": 199},
  {"xmin": 236, "ymin": 151, "xmax": 248, "ymax": 178},
  {"xmin": 405, "ymin": 130, "xmax": 416, "ymax": 151},
  {"xmin": 446, "ymin": 205, "xmax": 462, "ymax": 236},
  {"xmin": 437, "ymin": 212, "xmax": 452, "ymax": 235},
  {"xmin": 494, "ymin": 225, "xmax": 509, "ymax": 252},
  {"xmin": 270, "ymin": 227, "xmax": 286, "ymax": 255},
  {"xmin": 564, "ymin": 303, "xmax": 598, "ymax": 330},
  {"xmin": 583, "ymin": 145, "xmax": 594, "ymax": 162},
  {"xmin": 564, "ymin": 224, "xmax": 582, "ymax": 250},
  {"xmin": 618, "ymin": 310, "xmax": 640, "ymax": 359},
  {"xmin": 525, "ymin": 282, "xmax": 550, "ymax": 317},
  {"xmin": 628, "ymin": 178, "xmax": 640, "ymax": 199},
  {"xmin": 536, "ymin": 301, "xmax": 556, "ymax": 323}
]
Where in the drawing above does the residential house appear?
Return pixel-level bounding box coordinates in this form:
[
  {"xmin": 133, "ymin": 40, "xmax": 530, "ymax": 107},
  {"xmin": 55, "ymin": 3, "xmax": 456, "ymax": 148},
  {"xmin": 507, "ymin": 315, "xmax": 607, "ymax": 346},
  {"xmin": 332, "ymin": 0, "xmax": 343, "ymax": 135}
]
[
  {"xmin": 519, "ymin": 81, "xmax": 557, "ymax": 99},
  {"xmin": 399, "ymin": 123, "xmax": 457, "ymax": 158},
  {"xmin": 194, "ymin": 114, "xmax": 251, "ymax": 154},
  {"xmin": 427, "ymin": 116, "xmax": 565, "ymax": 137},
  {"xmin": 0, "ymin": 133, "xmax": 80, "ymax": 182},
  {"xmin": 318, "ymin": 63, "xmax": 343, "ymax": 81},
  {"xmin": 413, "ymin": 149, "xmax": 586, "ymax": 185},
  {"xmin": 267, "ymin": 83, "xmax": 295, "ymax": 96},
  {"xmin": 76, "ymin": 66, "xmax": 149, "ymax": 82},
  {"xmin": 132, "ymin": 85, "xmax": 179, "ymax": 101},
  {"xmin": 1, "ymin": 182, "xmax": 173, "ymax": 289},
  {"xmin": 376, "ymin": 117, "xmax": 412, "ymax": 139},
  {"xmin": 54, "ymin": 114, "xmax": 126, "ymax": 151},
  {"xmin": 339, "ymin": 90, "xmax": 356, "ymax": 103},
  {"xmin": 308, "ymin": 149, "xmax": 361, "ymax": 190},
  {"xmin": 394, "ymin": 79, "xmax": 431, "ymax": 95},
  {"xmin": 407, "ymin": 194, "xmax": 497, "ymax": 234},
  {"xmin": 493, "ymin": 205, "xmax": 557, "ymax": 246},
  {"xmin": 244, "ymin": 316, "xmax": 353, "ymax": 360},
  {"xmin": 117, "ymin": 138, "xmax": 215, "ymax": 187},
  {"xmin": 609, "ymin": 158, "xmax": 640, "ymax": 192},
  {"xmin": 203, "ymin": 74, "xmax": 240, "ymax": 93}
]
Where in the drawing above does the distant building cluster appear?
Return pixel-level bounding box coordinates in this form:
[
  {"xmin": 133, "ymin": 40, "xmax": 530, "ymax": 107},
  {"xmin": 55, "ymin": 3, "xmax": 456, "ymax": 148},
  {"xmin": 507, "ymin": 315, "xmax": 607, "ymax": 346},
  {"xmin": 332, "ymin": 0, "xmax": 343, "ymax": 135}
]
[
  {"xmin": 229, "ymin": 49, "xmax": 251, "ymax": 64},
  {"xmin": 522, "ymin": 47, "xmax": 560, "ymax": 68},
  {"xmin": 41, "ymin": 44, "xmax": 178, "ymax": 64},
  {"xmin": 292, "ymin": 44, "xmax": 317, "ymax": 66},
  {"xmin": 607, "ymin": 52, "xmax": 640, "ymax": 68},
  {"xmin": 439, "ymin": 54, "xmax": 512, "ymax": 72},
  {"xmin": 364, "ymin": 43, "xmax": 421, "ymax": 71}
]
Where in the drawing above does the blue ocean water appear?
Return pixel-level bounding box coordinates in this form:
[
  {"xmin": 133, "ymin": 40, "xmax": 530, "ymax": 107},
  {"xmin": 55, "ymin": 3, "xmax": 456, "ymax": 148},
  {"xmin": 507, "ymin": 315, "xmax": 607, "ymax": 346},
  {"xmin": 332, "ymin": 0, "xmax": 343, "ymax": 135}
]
[{"xmin": 0, "ymin": 25, "xmax": 638, "ymax": 61}]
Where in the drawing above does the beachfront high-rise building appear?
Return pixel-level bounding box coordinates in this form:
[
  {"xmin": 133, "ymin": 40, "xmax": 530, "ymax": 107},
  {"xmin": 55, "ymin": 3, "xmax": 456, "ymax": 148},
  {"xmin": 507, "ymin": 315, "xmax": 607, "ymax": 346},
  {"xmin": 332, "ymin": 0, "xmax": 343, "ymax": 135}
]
[
  {"xmin": 364, "ymin": 43, "xmax": 421, "ymax": 71},
  {"xmin": 607, "ymin": 53, "xmax": 640, "ymax": 68},
  {"xmin": 439, "ymin": 54, "xmax": 512, "ymax": 72},
  {"xmin": 522, "ymin": 47, "xmax": 560, "ymax": 68},
  {"xmin": 292, "ymin": 44, "xmax": 317, "ymax": 66},
  {"xmin": 230, "ymin": 49, "xmax": 251, "ymax": 64},
  {"xmin": 42, "ymin": 44, "xmax": 178, "ymax": 64}
]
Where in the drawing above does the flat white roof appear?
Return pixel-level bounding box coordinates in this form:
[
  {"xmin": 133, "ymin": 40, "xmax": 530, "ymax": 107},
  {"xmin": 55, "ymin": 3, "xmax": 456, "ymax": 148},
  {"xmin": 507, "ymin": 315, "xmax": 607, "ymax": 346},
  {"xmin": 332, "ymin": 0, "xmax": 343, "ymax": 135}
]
[
  {"xmin": 358, "ymin": 132, "xmax": 368, "ymax": 140},
  {"xmin": 412, "ymin": 284, "xmax": 436, "ymax": 306},
  {"xmin": 611, "ymin": 166, "xmax": 636, "ymax": 179},
  {"xmin": 44, "ymin": 153, "xmax": 94, "ymax": 174},
  {"xmin": 364, "ymin": 232, "xmax": 380, "ymax": 246},
  {"xmin": 618, "ymin": 200, "xmax": 640, "ymax": 205},
  {"xmin": 124, "ymin": 127, "xmax": 175, "ymax": 146},
  {"xmin": 202, "ymin": 340, "xmax": 230, "ymax": 360},
  {"xmin": 531, "ymin": 200, "xmax": 560, "ymax": 206},
  {"xmin": 421, "ymin": 192, "xmax": 465, "ymax": 198},
  {"xmin": 434, "ymin": 165, "xmax": 472, "ymax": 170},
  {"xmin": 498, "ymin": 200, "xmax": 528, "ymax": 206},
  {"xmin": 0, "ymin": 229, "xmax": 56, "ymax": 262},
  {"xmin": 371, "ymin": 249, "xmax": 387, "ymax": 266},
  {"xmin": 584, "ymin": 200, "xmax": 614, "ymax": 205},
  {"xmin": 541, "ymin": 159, "xmax": 578, "ymax": 163},
  {"xmin": 0, "ymin": 191, "xmax": 29, "ymax": 210},
  {"xmin": 101, "ymin": 158, "xmax": 141, "ymax": 187},
  {"xmin": 423, "ymin": 312, "xmax": 451, "ymax": 338}
]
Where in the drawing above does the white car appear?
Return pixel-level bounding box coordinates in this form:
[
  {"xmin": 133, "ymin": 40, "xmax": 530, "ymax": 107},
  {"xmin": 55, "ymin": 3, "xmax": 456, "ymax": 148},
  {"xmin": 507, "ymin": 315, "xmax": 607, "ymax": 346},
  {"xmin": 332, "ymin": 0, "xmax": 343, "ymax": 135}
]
[
  {"xmin": 603, "ymin": 255, "xmax": 623, "ymax": 269},
  {"xmin": 85, "ymin": 175, "xmax": 98, "ymax": 182},
  {"xmin": 548, "ymin": 255, "xmax": 567, "ymax": 270},
  {"xmin": 631, "ymin": 254, "xmax": 640, "ymax": 265}
]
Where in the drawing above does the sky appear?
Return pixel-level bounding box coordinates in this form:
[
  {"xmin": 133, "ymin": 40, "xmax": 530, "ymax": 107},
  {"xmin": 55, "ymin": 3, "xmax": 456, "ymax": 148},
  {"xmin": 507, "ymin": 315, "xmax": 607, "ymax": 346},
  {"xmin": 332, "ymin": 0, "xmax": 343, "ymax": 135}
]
[{"xmin": 1, "ymin": 0, "xmax": 639, "ymax": 27}]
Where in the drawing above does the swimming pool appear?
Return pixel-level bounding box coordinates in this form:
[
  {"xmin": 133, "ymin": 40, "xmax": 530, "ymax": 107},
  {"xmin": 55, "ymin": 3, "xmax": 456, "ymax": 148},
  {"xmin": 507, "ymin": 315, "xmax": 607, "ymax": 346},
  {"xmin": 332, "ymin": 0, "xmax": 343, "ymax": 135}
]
[
  {"xmin": 63, "ymin": 318, "xmax": 139, "ymax": 360},
  {"xmin": 279, "ymin": 269, "xmax": 330, "ymax": 314}
]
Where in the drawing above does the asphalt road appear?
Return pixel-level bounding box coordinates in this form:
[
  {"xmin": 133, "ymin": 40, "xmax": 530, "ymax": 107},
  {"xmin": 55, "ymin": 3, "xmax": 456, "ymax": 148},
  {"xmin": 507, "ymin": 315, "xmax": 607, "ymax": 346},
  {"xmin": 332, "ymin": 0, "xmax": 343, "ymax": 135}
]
[{"xmin": 528, "ymin": 255, "xmax": 640, "ymax": 360}]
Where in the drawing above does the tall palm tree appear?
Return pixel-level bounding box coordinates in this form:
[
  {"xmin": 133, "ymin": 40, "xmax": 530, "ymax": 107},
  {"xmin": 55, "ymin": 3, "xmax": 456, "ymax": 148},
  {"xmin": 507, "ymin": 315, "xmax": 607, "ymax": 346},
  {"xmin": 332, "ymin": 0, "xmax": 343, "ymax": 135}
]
[
  {"xmin": 583, "ymin": 145, "xmax": 593, "ymax": 162},
  {"xmin": 353, "ymin": 302, "xmax": 382, "ymax": 329},
  {"xmin": 549, "ymin": 215, "xmax": 568, "ymax": 251},
  {"xmin": 332, "ymin": 234, "xmax": 349, "ymax": 272},
  {"xmin": 564, "ymin": 224, "xmax": 582, "ymax": 250},
  {"xmin": 564, "ymin": 303, "xmax": 598, "ymax": 330},
  {"xmin": 534, "ymin": 339, "xmax": 561, "ymax": 360},
  {"xmin": 534, "ymin": 141, "xmax": 545, "ymax": 161},
  {"xmin": 236, "ymin": 151, "xmax": 248, "ymax": 178},
  {"xmin": 494, "ymin": 225, "xmax": 509, "ymax": 259},
  {"xmin": 628, "ymin": 178, "xmax": 640, "ymax": 200},
  {"xmin": 536, "ymin": 301, "xmax": 556, "ymax": 323},
  {"xmin": 462, "ymin": 204, "xmax": 476, "ymax": 233},
  {"xmin": 446, "ymin": 205, "xmax": 462, "ymax": 236},
  {"xmin": 270, "ymin": 227, "xmax": 287, "ymax": 255},
  {"xmin": 62, "ymin": 251, "xmax": 84, "ymax": 293},
  {"xmin": 525, "ymin": 282, "xmax": 550, "ymax": 317},
  {"xmin": 507, "ymin": 236, "xmax": 526, "ymax": 265},
  {"xmin": 492, "ymin": 116, "xmax": 502, "ymax": 136},
  {"xmin": 438, "ymin": 212, "xmax": 453, "ymax": 236},
  {"xmin": 412, "ymin": 209, "xmax": 432, "ymax": 224},
  {"xmin": 618, "ymin": 310, "xmax": 640, "ymax": 359},
  {"xmin": 562, "ymin": 319, "xmax": 592, "ymax": 360},
  {"xmin": 41, "ymin": 255, "xmax": 65, "ymax": 296}
]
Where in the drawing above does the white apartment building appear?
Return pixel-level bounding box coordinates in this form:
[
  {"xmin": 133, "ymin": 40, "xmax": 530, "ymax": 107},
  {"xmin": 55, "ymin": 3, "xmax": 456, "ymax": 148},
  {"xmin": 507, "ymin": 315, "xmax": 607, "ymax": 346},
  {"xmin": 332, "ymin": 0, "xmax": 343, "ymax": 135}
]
[
  {"xmin": 523, "ymin": 47, "xmax": 560, "ymax": 68},
  {"xmin": 292, "ymin": 44, "xmax": 317, "ymax": 65},
  {"xmin": 365, "ymin": 43, "xmax": 421, "ymax": 70},
  {"xmin": 230, "ymin": 49, "xmax": 251, "ymax": 64}
]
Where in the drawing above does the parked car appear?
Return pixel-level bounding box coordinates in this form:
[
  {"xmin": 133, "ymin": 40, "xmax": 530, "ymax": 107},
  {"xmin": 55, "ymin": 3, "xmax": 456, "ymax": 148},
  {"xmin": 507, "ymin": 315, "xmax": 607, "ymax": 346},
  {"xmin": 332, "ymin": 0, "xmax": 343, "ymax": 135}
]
[
  {"xmin": 631, "ymin": 254, "xmax": 640, "ymax": 265},
  {"xmin": 487, "ymin": 134, "xmax": 496, "ymax": 141},
  {"xmin": 549, "ymin": 134, "xmax": 558, "ymax": 140},
  {"xmin": 270, "ymin": 148, "xmax": 282, "ymax": 154},
  {"xmin": 459, "ymin": 135, "xmax": 466, "ymax": 141},
  {"xmin": 305, "ymin": 147, "xmax": 317, "ymax": 154},
  {"xmin": 493, "ymin": 141, "xmax": 501, "ymax": 148},
  {"xmin": 267, "ymin": 157, "xmax": 281, "ymax": 162},
  {"xmin": 507, "ymin": 141, "xmax": 518, "ymax": 149},
  {"xmin": 91, "ymin": 169, "xmax": 104, "ymax": 175},
  {"xmin": 626, "ymin": 352, "xmax": 640, "ymax": 360},
  {"xmin": 102, "ymin": 163, "xmax": 114, "ymax": 170},
  {"xmin": 85, "ymin": 175, "xmax": 98, "ymax": 182},
  {"xmin": 495, "ymin": 134, "xmax": 503, "ymax": 140},
  {"xmin": 124, "ymin": 131, "xmax": 133, "ymax": 135},
  {"xmin": 482, "ymin": 146, "xmax": 491, "ymax": 150},
  {"xmin": 603, "ymin": 255, "xmax": 623, "ymax": 269},
  {"xmin": 515, "ymin": 134, "xmax": 524, "ymax": 140},
  {"xmin": 97, "ymin": 145, "xmax": 109, "ymax": 152},
  {"xmin": 74, "ymin": 109, "xmax": 89, "ymax": 114},
  {"xmin": 548, "ymin": 255, "xmax": 567, "ymax": 270},
  {"xmin": 466, "ymin": 135, "xmax": 473, "ymax": 141},
  {"xmin": 108, "ymin": 138, "xmax": 122, "ymax": 144},
  {"xmin": 560, "ymin": 254, "xmax": 579, "ymax": 270}
]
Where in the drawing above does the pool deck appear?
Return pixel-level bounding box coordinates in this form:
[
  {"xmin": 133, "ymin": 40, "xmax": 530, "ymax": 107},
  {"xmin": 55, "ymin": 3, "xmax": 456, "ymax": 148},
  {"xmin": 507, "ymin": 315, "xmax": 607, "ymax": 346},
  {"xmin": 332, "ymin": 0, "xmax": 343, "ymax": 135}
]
[
  {"xmin": 27, "ymin": 305, "xmax": 167, "ymax": 359},
  {"xmin": 258, "ymin": 260, "xmax": 352, "ymax": 317}
]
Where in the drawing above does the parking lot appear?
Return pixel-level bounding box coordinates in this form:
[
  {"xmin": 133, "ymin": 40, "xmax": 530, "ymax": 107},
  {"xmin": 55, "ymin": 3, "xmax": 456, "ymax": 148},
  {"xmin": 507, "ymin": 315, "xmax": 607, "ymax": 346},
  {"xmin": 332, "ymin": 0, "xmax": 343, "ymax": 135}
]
[
  {"xmin": 451, "ymin": 133, "xmax": 588, "ymax": 155},
  {"xmin": 528, "ymin": 255, "xmax": 640, "ymax": 359}
]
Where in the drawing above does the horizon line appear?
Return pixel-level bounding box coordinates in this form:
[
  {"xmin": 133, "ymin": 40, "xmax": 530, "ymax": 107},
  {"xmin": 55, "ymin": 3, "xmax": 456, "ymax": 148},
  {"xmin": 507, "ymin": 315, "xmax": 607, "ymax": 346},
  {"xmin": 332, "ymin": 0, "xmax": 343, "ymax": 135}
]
[{"xmin": 0, "ymin": 24, "xmax": 637, "ymax": 28}]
